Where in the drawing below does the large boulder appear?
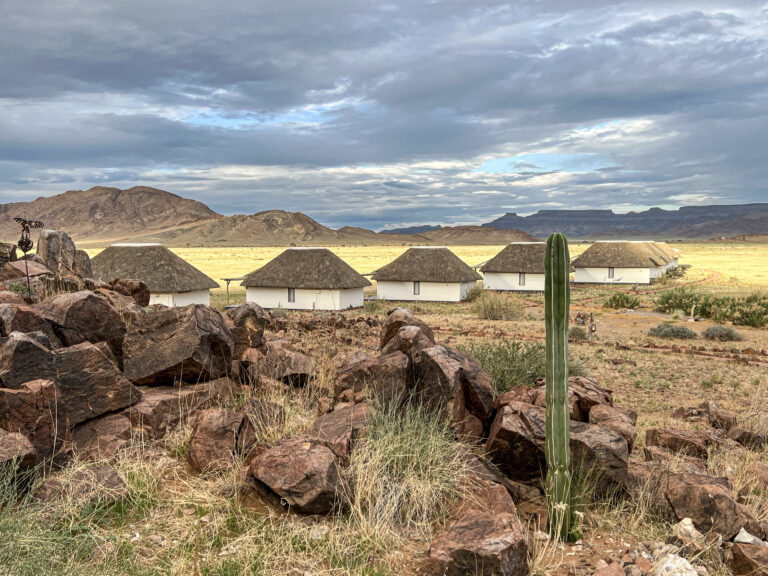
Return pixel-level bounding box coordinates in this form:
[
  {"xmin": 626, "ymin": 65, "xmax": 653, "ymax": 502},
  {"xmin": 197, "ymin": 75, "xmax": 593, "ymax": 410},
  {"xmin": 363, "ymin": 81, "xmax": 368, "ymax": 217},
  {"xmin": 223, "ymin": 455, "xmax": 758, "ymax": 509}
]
[
  {"xmin": 73, "ymin": 250, "xmax": 92, "ymax": 278},
  {"xmin": 531, "ymin": 376, "xmax": 614, "ymax": 422},
  {"xmin": 310, "ymin": 403, "xmax": 371, "ymax": 461},
  {"xmin": 0, "ymin": 331, "xmax": 57, "ymax": 388},
  {"xmin": 123, "ymin": 378, "xmax": 238, "ymax": 438},
  {"xmin": 334, "ymin": 351, "xmax": 410, "ymax": 402},
  {"xmin": 36, "ymin": 230, "xmax": 76, "ymax": 275},
  {"xmin": 0, "ymin": 291, "xmax": 27, "ymax": 305},
  {"xmin": 589, "ymin": 404, "xmax": 637, "ymax": 453},
  {"xmin": 645, "ymin": 428, "xmax": 710, "ymax": 461},
  {"xmin": 54, "ymin": 341, "xmax": 142, "ymax": 425},
  {"xmin": 37, "ymin": 291, "xmax": 127, "ymax": 364},
  {"xmin": 0, "ymin": 304, "xmax": 59, "ymax": 345},
  {"xmin": 109, "ymin": 279, "xmax": 150, "ymax": 307},
  {"xmin": 0, "ymin": 242, "xmax": 17, "ymax": 263},
  {"xmin": 380, "ymin": 308, "xmax": 435, "ymax": 349},
  {"xmin": 188, "ymin": 408, "xmax": 251, "ymax": 473},
  {"xmin": 260, "ymin": 340, "xmax": 315, "ymax": 387},
  {"xmin": 381, "ymin": 324, "xmax": 435, "ymax": 359},
  {"xmin": 72, "ymin": 413, "xmax": 133, "ymax": 459},
  {"xmin": 248, "ymin": 435, "xmax": 342, "ymax": 514},
  {"xmin": 122, "ymin": 304, "xmax": 233, "ymax": 386},
  {"xmin": 225, "ymin": 303, "xmax": 268, "ymax": 358},
  {"xmin": 0, "ymin": 260, "xmax": 52, "ymax": 283},
  {"xmin": 486, "ymin": 401, "xmax": 628, "ymax": 488},
  {"xmin": 0, "ymin": 428, "xmax": 36, "ymax": 474},
  {"xmin": 425, "ymin": 511, "xmax": 528, "ymax": 576},
  {"xmin": 0, "ymin": 379, "xmax": 71, "ymax": 464},
  {"xmin": 729, "ymin": 543, "xmax": 768, "ymax": 576}
]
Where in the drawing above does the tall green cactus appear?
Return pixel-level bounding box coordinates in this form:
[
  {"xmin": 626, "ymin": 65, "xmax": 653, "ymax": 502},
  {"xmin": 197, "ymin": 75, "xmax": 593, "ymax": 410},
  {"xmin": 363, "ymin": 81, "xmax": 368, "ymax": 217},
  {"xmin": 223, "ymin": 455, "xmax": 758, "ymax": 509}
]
[{"xmin": 544, "ymin": 232, "xmax": 572, "ymax": 541}]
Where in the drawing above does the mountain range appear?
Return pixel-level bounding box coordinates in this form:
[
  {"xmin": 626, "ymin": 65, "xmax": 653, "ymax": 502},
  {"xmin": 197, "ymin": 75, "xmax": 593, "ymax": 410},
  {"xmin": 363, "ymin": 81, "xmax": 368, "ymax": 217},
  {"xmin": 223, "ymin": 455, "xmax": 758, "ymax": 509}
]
[{"xmin": 1, "ymin": 186, "xmax": 765, "ymax": 247}]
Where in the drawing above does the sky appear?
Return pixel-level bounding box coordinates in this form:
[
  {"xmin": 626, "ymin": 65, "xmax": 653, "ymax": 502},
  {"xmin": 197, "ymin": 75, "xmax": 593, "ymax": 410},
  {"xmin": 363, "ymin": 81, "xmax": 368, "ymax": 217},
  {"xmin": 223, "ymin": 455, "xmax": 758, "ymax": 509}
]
[{"xmin": 1, "ymin": 1, "xmax": 767, "ymax": 230}]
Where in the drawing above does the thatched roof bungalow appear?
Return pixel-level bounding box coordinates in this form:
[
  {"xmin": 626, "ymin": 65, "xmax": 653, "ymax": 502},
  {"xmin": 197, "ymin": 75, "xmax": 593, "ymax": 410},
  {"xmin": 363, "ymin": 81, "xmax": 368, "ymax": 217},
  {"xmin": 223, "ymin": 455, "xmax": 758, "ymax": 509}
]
[
  {"xmin": 91, "ymin": 243, "xmax": 219, "ymax": 306},
  {"xmin": 372, "ymin": 246, "xmax": 481, "ymax": 301},
  {"xmin": 572, "ymin": 241, "xmax": 678, "ymax": 284},
  {"xmin": 480, "ymin": 242, "xmax": 547, "ymax": 292},
  {"xmin": 241, "ymin": 247, "xmax": 370, "ymax": 310}
]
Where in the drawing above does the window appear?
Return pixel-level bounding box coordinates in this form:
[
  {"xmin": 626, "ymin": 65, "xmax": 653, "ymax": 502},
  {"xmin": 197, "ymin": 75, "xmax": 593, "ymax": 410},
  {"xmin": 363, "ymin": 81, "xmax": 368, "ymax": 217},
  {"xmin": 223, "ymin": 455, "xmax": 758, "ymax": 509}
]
[
  {"xmin": 608, "ymin": 267, "xmax": 615, "ymax": 279},
  {"xmin": 288, "ymin": 287, "xmax": 295, "ymax": 303},
  {"xmin": 519, "ymin": 272, "xmax": 526, "ymax": 286},
  {"xmin": 413, "ymin": 281, "xmax": 420, "ymax": 295}
]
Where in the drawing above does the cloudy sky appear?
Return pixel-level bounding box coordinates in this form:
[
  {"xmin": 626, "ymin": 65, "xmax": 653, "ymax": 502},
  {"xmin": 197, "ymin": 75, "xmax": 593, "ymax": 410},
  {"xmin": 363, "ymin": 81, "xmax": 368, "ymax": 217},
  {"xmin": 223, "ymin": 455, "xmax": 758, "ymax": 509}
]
[{"xmin": 1, "ymin": 1, "xmax": 766, "ymax": 229}]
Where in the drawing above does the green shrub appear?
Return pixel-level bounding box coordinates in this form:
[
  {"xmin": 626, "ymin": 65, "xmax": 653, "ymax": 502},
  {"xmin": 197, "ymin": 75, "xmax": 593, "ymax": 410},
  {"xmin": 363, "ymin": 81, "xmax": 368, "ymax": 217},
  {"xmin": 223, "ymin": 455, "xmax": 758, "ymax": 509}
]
[
  {"xmin": 463, "ymin": 284, "xmax": 484, "ymax": 302},
  {"xmin": 647, "ymin": 323, "xmax": 697, "ymax": 339},
  {"xmin": 654, "ymin": 288, "xmax": 768, "ymax": 328},
  {"xmin": 568, "ymin": 326, "xmax": 588, "ymax": 341},
  {"xmin": 702, "ymin": 325, "xmax": 743, "ymax": 342},
  {"xmin": 604, "ymin": 293, "xmax": 640, "ymax": 310},
  {"xmin": 472, "ymin": 291, "xmax": 524, "ymax": 321},
  {"xmin": 458, "ymin": 339, "xmax": 587, "ymax": 394},
  {"xmin": 7, "ymin": 283, "xmax": 28, "ymax": 295},
  {"xmin": 363, "ymin": 299, "xmax": 383, "ymax": 314}
]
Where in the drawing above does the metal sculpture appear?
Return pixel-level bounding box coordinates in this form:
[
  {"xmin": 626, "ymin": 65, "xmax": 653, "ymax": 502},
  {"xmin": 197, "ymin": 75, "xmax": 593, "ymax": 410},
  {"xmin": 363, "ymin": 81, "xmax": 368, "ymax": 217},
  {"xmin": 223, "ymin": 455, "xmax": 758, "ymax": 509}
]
[{"xmin": 14, "ymin": 217, "xmax": 44, "ymax": 297}]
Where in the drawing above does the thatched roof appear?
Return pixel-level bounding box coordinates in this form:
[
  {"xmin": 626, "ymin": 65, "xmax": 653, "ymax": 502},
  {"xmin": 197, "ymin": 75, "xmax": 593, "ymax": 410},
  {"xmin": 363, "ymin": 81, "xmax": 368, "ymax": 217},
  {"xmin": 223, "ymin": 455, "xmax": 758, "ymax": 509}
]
[
  {"xmin": 372, "ymin": 247, "xmax": 482, "ymax": 283},
  {"xmin": 92, "ymin": 244, "xmax": 219, "ymax": 292},
  {"xmin": 572, "ymin": 241, "xmax": 669, "ymax": 269},
  {"xmin": 241, "ymin": 248, "xmax": 371, "ymax": 289},
  {"xmin": 480, "ymin": 242, "xmax": 547, "ymax": 274},
  {"xmin": 653, "ymin": 242, "xmax": 679, "ymax": 261}
]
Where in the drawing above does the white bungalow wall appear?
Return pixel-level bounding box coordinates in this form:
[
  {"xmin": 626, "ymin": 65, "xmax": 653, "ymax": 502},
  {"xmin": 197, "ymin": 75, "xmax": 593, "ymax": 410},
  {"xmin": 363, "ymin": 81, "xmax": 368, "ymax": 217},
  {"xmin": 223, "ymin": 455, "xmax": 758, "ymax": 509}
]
[
  {"xmin": 245, "ymin": 287, "xmax": 364, "ymax": 310},
  {"xmin": 149, "ymin": 289, "xmax": 211, "ymax": 307},
  {"xmin": 483, "ymin": 272, "xmax": 545, "ymax": 292},
  {"xmin": 574, "ymin": 267, "xmax": 652, "ymax": 284},
  {"xmin": 376, "ymin": 280, "xmax": 477, "ymax": 302}
]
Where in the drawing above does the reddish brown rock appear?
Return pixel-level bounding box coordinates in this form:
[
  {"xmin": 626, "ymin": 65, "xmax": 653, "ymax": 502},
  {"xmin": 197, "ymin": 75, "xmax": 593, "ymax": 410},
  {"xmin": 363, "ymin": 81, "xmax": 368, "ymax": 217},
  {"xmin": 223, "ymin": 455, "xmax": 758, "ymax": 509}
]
[
  {"xmin": 334, "ymin": 351, "xmax": 409, "ymax": 402},
  {"xmin": 729, "ymin": 543, "xmax": 768, "ymax": 576},
  {"xmin": 122, "ymin": 304, "xmax": 233, "ymax": 385},
  {"xmin": 380, "ymin": 308, "xmax": 435, "ymax": 349},
  {"xmin": 425, "ymin": 511, "xmax": 528, "ymax": 576},
  {"xmin": 0, "ymin": 379, "xmax": 71, "ymax": 464},
  {"xmin": 225, "ymin": 302, "xmax": 268, "ymax": 357},
  {"xmin": 108, "ymin": 278, "xmax": 150, "ymax": 307},
  {"xmin": 37, "ymin": 291, "xmax": 127, "ymax": 364},
  {"xmin": 458, "ymin": 359, "xmax": 495, "ymax": 423},
  {"xmin": 729, "ymin": 427, "xmax": 768, "ymax": 450},
  {"xmin": 0, "ymin": 260, "xmax": 51, "ymax": 283},
  {"xmin": 643, "ymin": 446, "xmax": 708, "ymax": 474},
  {"xmin": 188, "ymin": 408, "xmax": 247, "ymax": 473},
  {"xmin": 494, "ymin": 385, "xmax": 538, "ymax": 410},
  {"xmin": 331, "ymin": 350, "xmax": 371, "ymax": 371},
  {"xmin": 123, "ymin": 377, "xmax": 238, "ymax": 437},
  {"xmin": 381, "ymin": 324, "xmax": 435, "ymax": 359},
  {"xmin": 0, "ymin": 428, "xmax": 36, "ymax": 474},
  {"xmin": 532, "ymin": 376, "xmax": 613, "ymax": 422},
  {"xmin": 73, "ymin": 249, "xmax": 92, "ymax": 278},
  {"xmin": 72, "ymin": 413, "xmax": 133, "ymax": 459},
  {"xmin": 260, "ymin": 340, "xmax": 315, "ymax": 387},
  {"xmin": 36, "ymin": 230, "xmax": 76, "ymax": 275},
  {"xmin": 310, "ymin": 403, "xmax": 371, "ymax": 460},
  {"xmin": 0, "ymin": 291, "xmax": 27, "ymax": 305},
  {"xmin": 645, "ymin": 428, "xmax": 710, "ymax": 460},
  {"xmin": 0, "ymin": 304, "xmax": 59, "ymax": 345},
  {"xmin": 0, "ymin": 331, "xmax": 57, "ymax": 389},
  {"xmin": 248, "ymin": 435, "xmax": 342, "ymax": 514},
  {"xmin": 594, "ymin": 563, "xmax": 625, "ymax": 576},
  {"xmin": 35, "ymin": 464, "xmax": 128, "ymax": 505},
  {"xmin": 703, "ymin": 401, "xmax": 737, "ymax": 431},
  {"xmin": 54, "ymin": 342, "xmax": 141, "ymax": 426},
  {"xmin": 589, "ymin": 404, "xmax": 637, "ymax": 453}
]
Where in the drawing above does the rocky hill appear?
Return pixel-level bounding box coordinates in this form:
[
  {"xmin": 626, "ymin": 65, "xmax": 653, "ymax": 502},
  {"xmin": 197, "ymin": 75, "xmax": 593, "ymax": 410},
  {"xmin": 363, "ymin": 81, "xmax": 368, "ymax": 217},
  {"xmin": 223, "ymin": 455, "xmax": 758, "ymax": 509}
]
[
  {"xmin": 0, "ymin": 186, "xmax": 221, "ymax": 243},
  {"xmin": 484, "ymin": 204, "xmax": 768, "ymax": 239}
]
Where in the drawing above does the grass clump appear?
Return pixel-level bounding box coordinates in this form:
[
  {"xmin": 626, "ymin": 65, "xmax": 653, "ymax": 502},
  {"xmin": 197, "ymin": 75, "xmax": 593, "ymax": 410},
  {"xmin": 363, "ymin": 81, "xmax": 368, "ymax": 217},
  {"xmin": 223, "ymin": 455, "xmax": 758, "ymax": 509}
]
[
  {"xmin": 702, "ymin": 325, "xmax": 743, "ymax": 342},
  {"xmin": 463, "ymin": 284, "xmax": 485, "ymax": 302},
  {"xmin": 458, "ymin": 339, "xmax": 587, "ymax": 394},
  {"xmin": 568, "ymin": 326, "xmax": 588, "ymax": 341},
  {"xmin": 472, "ymin": 291, "xmax": 524, "ymax": 321},
  {"xmin": 647, "ymin": 323, "xmax": 697, "ymax": 339},
  {"xmin": 363, "ymin": 299, "xmax": 383, "ymax": 314},
  {"xmin": 603, "ymin": 292, "xmax": 641, "ymax": 309}
]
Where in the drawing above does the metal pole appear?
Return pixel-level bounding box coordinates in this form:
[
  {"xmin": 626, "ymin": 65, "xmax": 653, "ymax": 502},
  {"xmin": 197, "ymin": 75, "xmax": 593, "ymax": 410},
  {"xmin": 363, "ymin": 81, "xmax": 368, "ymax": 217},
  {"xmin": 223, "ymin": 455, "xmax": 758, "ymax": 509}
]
[{"xmin": 24, "ymin": 256, "xmax": 32, "ymax": 297}]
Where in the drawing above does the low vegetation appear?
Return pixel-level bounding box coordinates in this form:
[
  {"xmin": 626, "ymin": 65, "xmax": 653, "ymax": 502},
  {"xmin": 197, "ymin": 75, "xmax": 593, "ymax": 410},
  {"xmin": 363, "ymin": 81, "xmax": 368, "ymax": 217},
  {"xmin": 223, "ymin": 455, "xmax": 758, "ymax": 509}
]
[
  {"xmin": 702, "ymin": 325, "xmax": 744, "ymax": 342},
  {"xmin": 472, "ymin": 291, "xmax": 524, "ymax": 321},
  {"xmin": 568, "ymin": 326, "xmax": 588, "ymax": 341},
  {"xmin": 462, "ymin": 284, "xmax": 484, "ymax": 302},
  {"xmin": 603, "ymin": 292, "xmax": 641, "ymax": 309},
  {"xmin": 654, "ymin": 287, "xmax": 768, "ymax": 328},
  {"xmin": 647, "ymin": 323, "xmax": 698, "ymax": 339}
]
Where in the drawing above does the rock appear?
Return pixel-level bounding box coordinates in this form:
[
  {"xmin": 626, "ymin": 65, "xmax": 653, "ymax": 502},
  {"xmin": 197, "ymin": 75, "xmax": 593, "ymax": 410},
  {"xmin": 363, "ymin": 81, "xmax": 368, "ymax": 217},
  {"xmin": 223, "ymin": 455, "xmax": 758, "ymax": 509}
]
[
  {"xmin": 486, "ymin": 401, "xmax": 628, "ymax": 488},
  {"xmin": 123, "ymin": 378, "xmax": 238, "ymax": 438},
  {"xmin": 0, "ymin": 242, "xmax": 17, "ymax": 263},
  {"xmin": 458, "ymin": 358, "xmax": 495, "ymax": 424},
  {"xmin": 34, "ymin": 464, "xmax": 128, "ymax": 505},
  {"xmin": 729, "ymin": 427, "xmax": 768, "ymax": 450},
  {"xmin": 645, "ymin": 429, "xmax": 709, "ymax": 461},
  {"xmin": 260, "ymin": 341, "xmax": 315, "ymax": 387},
  {"xmin": 380, "ymin": 308, "xmax": 435, "ymax": 350},
  {"xmin": 73, "ymin": 250, "xmax": 92, "ymax": 278},
  {"xmin": 664, "ymin": 472, "xmax": 759, "ymax": 539},
  {"xmin": 225, "ymin": 302, "xmax": 268, "ymax": 357},
  {"xmin": 0, "ymin": 291, "xmax": 27, "ymax": 305},
  {"xmin": 531, "ymin": 376, "xmax": 614, "ymax": 422},
  {"xmin": 54, "ymin": 342, "xmax": 141, "ymax": 426},
  {"xmin": 635, "ymin": 556, "xmax": 652, "ymax": 574},
  {"xmin": 425, "ymin": 511, "xmax": 528, "ymax": 576},
  {"xmin": 655, "ymin": 554, "xmax": 697, "ymax": 576},
  {"xmin": 702, "ymin": 401, "xmax": 737, "ymax": 431},
  {"xmin": 0, "ymin": 331, "xmax": 57, "ymax": 388},
  {"xmin": 589, "ymin": 404, "xmax": 637, "ymax": 453},
  {"xmin": 668, "ymin": 518, "xmax": 707, "ymax": 552},
  {"xmin": 122, "ymin": 304, "xmax": 233, "ymax": 386},
  {"xmin": 0, "ymin": 428, "xmax": 36, "ymax": 475},
  {"xmin": 334, "ymin": 351, "xmax": 410, "ymax": 402},
  {"xmin": 109, "ymin": 279, "xmax": 150, "ymax": 307},
  {"xmin": 248, "ymin": 435, "xmax": 342, "ymax": 514},
  {"xmin": 310, "ymin": 403, "xmax": 371, "ymax": 460},
  {"xmin": 0, "ymin": 304, "xmax": 59, "ymax": 345},
  {"xmin": 381, "ymin": 324, "xmax": 435, "ymax": 359},
  {"xmin": 36, "ymin": 230, "xmax": 76, "ymax": 275},
  {"xmin": 643, "ymin": 446, "xmax": 708, "ymax": 474},
  {"xmin": 594, "ymin": 563, "xmax": 624, "ymax": 576},
  {"xmin": 37, "ymin": 291, "xmax": 127, "ymax": 365},
  {"xmin": 188, "ymin": 408, "xmax": 249, "ymax": 473},
  {"xmin": 460, "ymin": 473, "xmax": 518, "ymax": 516},
  {"xmin": 733, "ymin": 528, "xmax": 764, "ymax": 545},
  {"xmin": 729, "ymin": 543, "xmax": 768, "ymax": 576},
  {"xmin": 0, "ymin": 379, "xmax": 71, "ymax": 464},
  {"xmin": 331, "ymin": 350, "xmax": 371, "ymax": 371},
  {"xmin": 0, "ymin": 260, "xmax": 51, "ymax": 283},
  {"xmin": 494, "ymin": 385, "xmax": 538, "ymax": 410},
  {"xmin": 72, "ymin": 413, "xmax": 133, "ymax": 459}
]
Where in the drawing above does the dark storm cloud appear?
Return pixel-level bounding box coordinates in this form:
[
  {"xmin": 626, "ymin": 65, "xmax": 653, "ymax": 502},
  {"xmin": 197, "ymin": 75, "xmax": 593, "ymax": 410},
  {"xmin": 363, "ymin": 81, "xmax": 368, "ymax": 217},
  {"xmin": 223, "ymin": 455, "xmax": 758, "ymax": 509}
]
[{"xmin": 0, "ymin": 0, "xmax": 767, "ymax": 228}]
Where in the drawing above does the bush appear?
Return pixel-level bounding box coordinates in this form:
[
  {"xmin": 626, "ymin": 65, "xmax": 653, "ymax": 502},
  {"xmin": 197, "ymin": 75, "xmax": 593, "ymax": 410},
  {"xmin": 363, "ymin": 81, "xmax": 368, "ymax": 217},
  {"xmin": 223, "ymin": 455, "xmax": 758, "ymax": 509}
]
[
  {"xmin": 647, "ymin": 323, "xmax": 697, "ymax": 339},
  {"xmin": 654, "ymin": 288, "xmax": 768, "ymax": 328},
  {"xmin": 463, "ymin": 284, "xmax": 484, "ymax": 302},
  {"xmin": 703, "ymin": 325, "xmax": 743, "ymax": 342},
  {"xmin": 569, "ymin": 326, "xmax": 588, "ymax": 341},
  {"xmin": 7, "ymin": 283, "xmax": 28, "ymax": 295},
  {"xmin": 363, "ymin": 299, "xmax": 383, "ymax": 314},
  {"xmin": 458, "ymin": 339, "xmax": 587, "ymax": 394},
  {"xmin": 472, "ymin": 291, "xmax": 524, "ymax": 321},
  {"xmin": 604, "ymin": 292, "xmax": 640, "ymax": 310}
]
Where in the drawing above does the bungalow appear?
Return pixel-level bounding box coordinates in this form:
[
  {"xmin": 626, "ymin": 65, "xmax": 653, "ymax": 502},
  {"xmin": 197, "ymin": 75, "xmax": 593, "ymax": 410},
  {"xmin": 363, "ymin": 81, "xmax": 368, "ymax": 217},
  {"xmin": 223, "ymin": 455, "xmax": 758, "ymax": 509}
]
[
  {"xmin": 91, "ymin": 243, "xmax": 219, "ymax": 306},
  {"xmin": 572, "ymin": 241, "xmax": 677, "ymax": 284},
  {"xmin": 372, "ymin": 246, "xmax": 481, "ymax": 302},
  {"xmin": 241, "ymin": 247, "xmax": 370, "ymax": 310},
  {"xmin": 480, "ymin": 242, "xmax": 546, "ymax": 292}
]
